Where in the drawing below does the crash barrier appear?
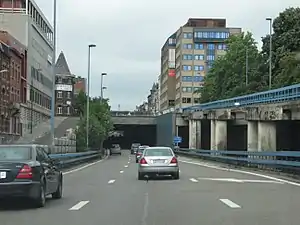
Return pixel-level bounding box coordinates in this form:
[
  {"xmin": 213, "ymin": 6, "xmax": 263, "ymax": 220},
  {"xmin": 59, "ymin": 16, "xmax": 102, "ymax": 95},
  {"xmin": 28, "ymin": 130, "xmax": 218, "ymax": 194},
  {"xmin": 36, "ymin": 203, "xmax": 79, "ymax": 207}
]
[
  {"xmin": 49, "ymin": 151, "xmax": 103, "ymax": 169},
  {"xmin": 175, "ymin": 148, "xmax": 300, "ymax": 174}
]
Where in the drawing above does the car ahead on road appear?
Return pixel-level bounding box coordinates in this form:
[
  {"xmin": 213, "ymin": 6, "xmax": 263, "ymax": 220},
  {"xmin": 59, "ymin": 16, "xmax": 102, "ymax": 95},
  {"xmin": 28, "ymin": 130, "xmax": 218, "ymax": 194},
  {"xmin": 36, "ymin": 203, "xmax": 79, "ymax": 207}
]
[
  {"xmin": 135, "ymin": 145, "xmax": 149, "ymax": 163},
  {"xmin": 131, "ymin": 143, "xmax": 141, "ymax": 154},
  {"xmin": 110, "ymin": 144, "xmax": 121, "ymax": 155},
  {"xmin": 0, "ymin": 144, "xmax": 63, "ymax": 208},
  {"xmin": 138, "ymin": 147, "xmax": 179, "ymax": 180}
]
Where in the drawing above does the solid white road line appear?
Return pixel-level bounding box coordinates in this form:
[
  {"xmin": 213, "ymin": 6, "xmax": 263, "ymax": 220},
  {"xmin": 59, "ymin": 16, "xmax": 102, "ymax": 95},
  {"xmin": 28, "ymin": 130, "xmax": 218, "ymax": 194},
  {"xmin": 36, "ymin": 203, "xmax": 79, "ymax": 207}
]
[
  {"xmin": 179, "ymin": 159, "xmax": 300, "ymax": 187},
  {"xmin": 124, "ymin": 165, "xmax": 128, "ymax": 168},
  {"xmin": 108, "ymin": 179, "xmax": 116, "ymax": 184},
  {"xmin": 219, "ymin": 199, "xmax": 241, "ymax": 209},
  {"xmin": 63, "ymin": 156, "xmax": 107, "ymax": 175},
  {"xmin": 69, "ymin": 201, "xmax": 90, "ymax": 210},
  {"xmin": 189, "ymin": 178, "xmax": 199, "ymax": 183},
  {"xmin": 120, "ymin": 170, "xmax": 124, "ymax": 174}
]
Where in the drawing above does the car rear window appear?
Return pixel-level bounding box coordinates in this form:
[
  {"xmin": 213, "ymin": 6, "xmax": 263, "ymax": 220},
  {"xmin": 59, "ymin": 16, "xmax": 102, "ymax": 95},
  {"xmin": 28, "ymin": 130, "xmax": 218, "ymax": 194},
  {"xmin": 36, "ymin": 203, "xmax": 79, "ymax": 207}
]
[
  {"xmin": 144, "ymin": 148, "xmax": 173, "ymax": 157},
  {"xmin": 0, "ymin": 147, "xmax": 32, "ymax": 161},
  {"xmin": 132, "ymin": 143, "xmax": 140, "ymax": 147}
]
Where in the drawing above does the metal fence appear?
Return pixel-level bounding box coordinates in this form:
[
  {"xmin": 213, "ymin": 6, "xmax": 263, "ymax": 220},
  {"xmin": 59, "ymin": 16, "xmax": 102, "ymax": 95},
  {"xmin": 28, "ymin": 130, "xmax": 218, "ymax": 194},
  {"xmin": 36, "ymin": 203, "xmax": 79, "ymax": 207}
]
[{"xmin": 175, "ymin": 148, "xmax": 300, "ymax": 174}]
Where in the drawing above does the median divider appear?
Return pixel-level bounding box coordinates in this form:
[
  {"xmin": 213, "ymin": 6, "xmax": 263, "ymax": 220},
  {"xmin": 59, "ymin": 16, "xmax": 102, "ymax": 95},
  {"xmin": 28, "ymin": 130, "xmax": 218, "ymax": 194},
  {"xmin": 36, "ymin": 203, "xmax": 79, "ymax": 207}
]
[
  {"xmin": 49, "ymin": 151, "xmax": 102, "ymax": 169},
  {"xmin": 175, "ymin": 148, "xmax": 300, "ymax": 174}
]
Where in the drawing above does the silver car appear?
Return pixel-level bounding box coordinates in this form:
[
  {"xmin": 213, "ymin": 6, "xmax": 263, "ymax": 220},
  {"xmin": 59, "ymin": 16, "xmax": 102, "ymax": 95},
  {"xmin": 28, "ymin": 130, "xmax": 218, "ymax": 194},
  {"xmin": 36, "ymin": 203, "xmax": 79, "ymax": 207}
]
[
  {"xmin": 138, "ymin": 147, "xmax": 179, "ymax": 180},
  {"xmin": 110, "ymin": 144, "xmax": 121, "ymax": 155}
]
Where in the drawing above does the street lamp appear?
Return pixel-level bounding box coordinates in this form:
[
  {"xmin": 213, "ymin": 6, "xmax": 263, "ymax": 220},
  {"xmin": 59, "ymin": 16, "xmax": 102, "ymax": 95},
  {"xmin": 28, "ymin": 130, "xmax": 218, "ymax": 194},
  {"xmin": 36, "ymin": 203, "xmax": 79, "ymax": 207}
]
[
  {"xmin": 266, "ymin": 17, "xmax": 272, "ymax": 90},
  {"xmin": 50, "ymin": 0, "xmax": 57, "ymax": 147},
  {"xmin": 100, "ymin": 72, "xmax": 107, "ymax": 100},
  {"xmin": 86, "ymin": 44, "xmax": 96, "ymax": 150}
]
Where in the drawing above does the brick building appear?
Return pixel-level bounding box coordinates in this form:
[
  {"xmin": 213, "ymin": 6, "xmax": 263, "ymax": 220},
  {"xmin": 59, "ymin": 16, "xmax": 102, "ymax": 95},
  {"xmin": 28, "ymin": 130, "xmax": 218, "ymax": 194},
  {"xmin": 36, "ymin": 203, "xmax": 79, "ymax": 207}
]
[{"xmin": 74, "ymin": 76, "xmax": 86, "ymax": 95}]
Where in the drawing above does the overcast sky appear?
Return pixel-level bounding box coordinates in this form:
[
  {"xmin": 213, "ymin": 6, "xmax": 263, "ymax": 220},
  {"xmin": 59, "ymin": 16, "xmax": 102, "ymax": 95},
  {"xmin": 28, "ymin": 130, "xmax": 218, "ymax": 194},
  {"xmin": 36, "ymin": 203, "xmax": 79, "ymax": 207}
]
[{"xmin": 36, "ymin": 0, "xmax": 298, "ymax": 111}]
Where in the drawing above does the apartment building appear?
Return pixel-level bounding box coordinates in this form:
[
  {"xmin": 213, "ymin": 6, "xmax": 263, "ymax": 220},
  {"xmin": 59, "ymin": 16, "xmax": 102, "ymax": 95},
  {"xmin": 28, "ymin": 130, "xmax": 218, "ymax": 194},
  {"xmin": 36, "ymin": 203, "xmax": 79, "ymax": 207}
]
[
  {"xmin": 74, "ymin": 76, "xmax": 86, "ymax": 95},
  {"xmin": 55, "ymin": 52, "xmax": 75, "ymax": 116},
  {"xmin": 0, "ymin": 39, "xmax": 24, "ymax": 141},
  {"xmin": 159, "ymin": 32, "xmax": 176, "ymax": 111},
  {"xmin": 0, "ymin": 0, "xmax": 54, "ymax": 134},
  {"xmin": 160, "ymin": 18, "xmax": 241, "ymax": 110}
]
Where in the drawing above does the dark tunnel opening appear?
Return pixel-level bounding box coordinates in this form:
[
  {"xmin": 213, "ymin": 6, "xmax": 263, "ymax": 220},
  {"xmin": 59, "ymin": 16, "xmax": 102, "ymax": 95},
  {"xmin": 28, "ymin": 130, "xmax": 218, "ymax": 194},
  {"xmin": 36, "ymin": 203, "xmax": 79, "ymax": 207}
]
[
  {"xmin": 227, "ymin": 122, "xmax": 247, "ymax": 151},
  {"xmin": 201, "ymin": 120, "xmax": 211, "ymax": 150},
  {"xmin": 103, "ymin": 124, "xmax": 157, "ymax": 149},
  {"xmin": 178, "ymin": 126, "xmax": 189, "ymax": 148}
]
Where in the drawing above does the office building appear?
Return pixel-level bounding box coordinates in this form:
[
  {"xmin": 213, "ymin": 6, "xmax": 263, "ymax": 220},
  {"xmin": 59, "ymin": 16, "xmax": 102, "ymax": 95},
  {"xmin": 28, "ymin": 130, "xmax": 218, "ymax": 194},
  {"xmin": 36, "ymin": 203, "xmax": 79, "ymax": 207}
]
[
  {"xmin": 0, "ymin": 0, "xmax": 54, "ymax": 134},
  {"xmin": 159, "ymin": 18, "xmax": 241, "ymax": 110},
  {"xmin": 55, "ymin": 52, "xmax": 75, "ymax": 116},
  {"xmin": 159, "ymin": 32, "xmax": 176, "ymax": 111}
]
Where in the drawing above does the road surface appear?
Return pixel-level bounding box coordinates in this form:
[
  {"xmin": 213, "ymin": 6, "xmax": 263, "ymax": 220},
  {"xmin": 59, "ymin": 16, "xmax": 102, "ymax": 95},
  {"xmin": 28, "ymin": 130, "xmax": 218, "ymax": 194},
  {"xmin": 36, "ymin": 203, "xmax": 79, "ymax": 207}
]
[{"xmin": 1, "ymin": 151, "xmax": 300, "ymax": 225}]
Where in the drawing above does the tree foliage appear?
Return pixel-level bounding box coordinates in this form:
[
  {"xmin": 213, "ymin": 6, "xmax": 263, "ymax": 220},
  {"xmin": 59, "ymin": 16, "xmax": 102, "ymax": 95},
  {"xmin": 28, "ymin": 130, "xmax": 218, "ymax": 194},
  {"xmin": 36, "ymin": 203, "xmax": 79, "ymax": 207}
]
[
  {"xmin": 74, "ymin": 91, "xmax": 113, "ymax": 152},
  {"xmin": 199, "ymin": 7, "xmax": 300, "ymax": 103}
]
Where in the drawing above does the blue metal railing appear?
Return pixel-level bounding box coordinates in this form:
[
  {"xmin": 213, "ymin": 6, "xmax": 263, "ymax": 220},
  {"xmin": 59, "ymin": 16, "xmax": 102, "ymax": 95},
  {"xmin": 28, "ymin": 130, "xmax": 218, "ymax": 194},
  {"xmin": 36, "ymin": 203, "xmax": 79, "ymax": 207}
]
[
  {"xmin": 182, "ymin": 83, "xmax": 300, "ymax": 112},
  {"xmin": 175, "ymin": 148, "xmax": 300, "ymax": 172}
]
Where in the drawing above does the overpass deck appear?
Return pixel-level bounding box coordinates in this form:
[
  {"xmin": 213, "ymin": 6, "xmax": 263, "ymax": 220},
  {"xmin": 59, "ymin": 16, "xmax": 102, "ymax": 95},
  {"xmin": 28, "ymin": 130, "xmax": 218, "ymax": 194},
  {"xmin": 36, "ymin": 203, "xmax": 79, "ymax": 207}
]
[{"xmin": 111, "ymin": 115, "xmax": 156, "ymax": 125}]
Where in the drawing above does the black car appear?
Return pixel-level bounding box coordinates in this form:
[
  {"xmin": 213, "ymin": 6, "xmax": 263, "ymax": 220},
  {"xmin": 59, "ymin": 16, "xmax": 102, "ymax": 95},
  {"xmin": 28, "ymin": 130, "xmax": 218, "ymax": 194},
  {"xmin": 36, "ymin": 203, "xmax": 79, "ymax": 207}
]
[
  {"xmin": 0, "ymin": 144, "xmax": 63, "ymax": 208},
  {"xmin": 131, "ymin": 143, "xmax": 141, "ymax": 154}
]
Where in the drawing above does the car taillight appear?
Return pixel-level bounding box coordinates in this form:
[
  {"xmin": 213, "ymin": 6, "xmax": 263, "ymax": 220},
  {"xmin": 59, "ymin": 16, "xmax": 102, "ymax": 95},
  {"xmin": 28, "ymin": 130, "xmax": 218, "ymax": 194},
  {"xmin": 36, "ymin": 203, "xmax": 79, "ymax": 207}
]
[
  {"xmin": 137, "ymin": 152, "xmax": 142, "ymax": 155},
  {"xmin": 16, "ymin": 164, "xmax": 33, "ymax": 179},
  {"xmin": 140, "ymin": 158, "xmax": 147, "ymax": 164},
  {"xmin": 170, "ymin": 157, "xmax": 177, "ymax": 164}
]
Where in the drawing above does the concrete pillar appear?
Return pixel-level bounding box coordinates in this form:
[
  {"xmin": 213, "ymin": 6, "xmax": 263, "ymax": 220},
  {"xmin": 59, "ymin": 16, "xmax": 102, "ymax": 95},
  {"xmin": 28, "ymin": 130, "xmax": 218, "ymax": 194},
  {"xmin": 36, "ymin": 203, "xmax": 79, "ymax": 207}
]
[
  {"xmin": 215, "ymin": 120, "xmax": 227, "ymax": 150},
  {"xmin": 188, "ymin": 120, "xmax": 197, "ymax": 149},
  {"xmin": 196, "ymin": 120, "xmax": 201, "ymax": 149},
  {"xmin": 247, "ymin": 121, "xmax": 258, "ymax": 151},
  {"xmin": 258, "ymin": 121, "xmax": 276, "ymax": 151},
  {"xmin": 210, "ymin": 120, "xmax": 216, "ymax": 150}
]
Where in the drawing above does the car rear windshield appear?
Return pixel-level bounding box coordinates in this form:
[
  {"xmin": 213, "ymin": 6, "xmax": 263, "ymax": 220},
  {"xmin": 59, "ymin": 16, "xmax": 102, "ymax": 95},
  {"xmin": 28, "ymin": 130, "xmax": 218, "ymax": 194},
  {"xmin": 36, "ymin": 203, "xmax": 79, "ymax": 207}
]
[
  {"xmin": 132, "ymin": 143, "xmax": 140, "ymax": 147},
  {"xmin": 0, "ymin": 147, "xmax": 32, "ymax": 161},
  {"xmin": 144, "ymin": 148, "xmax": 173, "ymax": 157}
]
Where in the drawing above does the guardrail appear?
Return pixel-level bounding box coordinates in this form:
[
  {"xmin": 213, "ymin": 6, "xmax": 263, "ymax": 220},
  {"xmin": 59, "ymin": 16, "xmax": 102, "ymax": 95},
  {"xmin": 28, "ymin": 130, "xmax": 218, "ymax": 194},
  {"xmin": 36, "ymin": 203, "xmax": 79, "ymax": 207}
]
[
  {"xmin": 182, "ymin": 83, "xmax": 300, "ymax": 112},
  {"xmin": 175, "ymin": 148, "xmax": 300, "ymax": 174},
  {"xmin": 49, "ymin": 151, "xmax": 103, "ymax": 169}
]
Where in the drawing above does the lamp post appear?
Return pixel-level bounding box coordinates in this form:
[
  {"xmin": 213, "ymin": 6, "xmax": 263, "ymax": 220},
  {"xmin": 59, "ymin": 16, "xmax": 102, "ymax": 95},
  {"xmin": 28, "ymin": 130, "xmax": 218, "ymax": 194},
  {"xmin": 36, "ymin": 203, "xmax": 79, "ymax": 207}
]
[
  {"xmin": 50, "ymin": 0, "xmax": 57, "ymax": 147},
  {"xmin": 86, "ymin": 44, "xmax": 96, "ymax": 150},
  {"xmin": 266, "ymin": 17, "xmax": 272, "ymax": 90},
  {"xmin": 100, "ymin": 72, "xmax": 107, "ymax": 100}
]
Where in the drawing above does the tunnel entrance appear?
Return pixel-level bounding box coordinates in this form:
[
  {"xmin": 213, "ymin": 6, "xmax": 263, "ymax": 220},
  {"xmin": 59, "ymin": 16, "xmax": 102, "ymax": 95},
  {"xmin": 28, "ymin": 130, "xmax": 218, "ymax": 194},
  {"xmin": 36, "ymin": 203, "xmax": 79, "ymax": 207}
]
[
  {"xmin": 227, "ymin": 121, "xmax": 247, "ymax": 151},
  {"xmin": 103, "ymin": 124, "xmax": 157, "ymax": 149},
  {"xmin": 178, "ymin": 125, "xmax": 189, "ymax": 148}
]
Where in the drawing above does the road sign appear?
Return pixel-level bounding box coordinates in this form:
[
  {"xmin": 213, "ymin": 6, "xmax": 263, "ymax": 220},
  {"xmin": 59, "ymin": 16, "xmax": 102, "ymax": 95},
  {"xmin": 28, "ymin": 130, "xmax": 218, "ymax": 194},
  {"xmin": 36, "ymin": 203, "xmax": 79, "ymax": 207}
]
[{"xmin": 173, "ymin": 136, "xmax": 182, "ymax": 144}]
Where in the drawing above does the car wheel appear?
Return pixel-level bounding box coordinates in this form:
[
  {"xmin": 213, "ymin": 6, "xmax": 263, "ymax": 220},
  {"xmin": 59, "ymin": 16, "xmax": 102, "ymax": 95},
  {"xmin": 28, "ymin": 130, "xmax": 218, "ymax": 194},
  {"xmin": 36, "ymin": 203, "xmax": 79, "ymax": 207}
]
[
  {"xmin": 119, "ymin": 152, "xmax": 122, "ymax": 155},
  {"xmin": 52, "ymin": 176, "xmax": 63, "ymax": 199},
  {"xmin": 138, "ymin": 172, "xmax": 144, "ymax": 180},
  {"xmin": 34, "ymin": 183, "xmax": 46, "ymax": 208},
  {"xmin": 173, "ymin": 172, "xmax": 180, "ymax": 180}
]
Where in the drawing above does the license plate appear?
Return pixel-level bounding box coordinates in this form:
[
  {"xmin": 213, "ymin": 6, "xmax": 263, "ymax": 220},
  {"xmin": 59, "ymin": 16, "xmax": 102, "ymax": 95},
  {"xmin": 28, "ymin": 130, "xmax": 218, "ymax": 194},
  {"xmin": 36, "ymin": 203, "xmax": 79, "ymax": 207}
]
[
  {"xmin": 0, "ymin": 172, "xmax": 6, "ymax": 179},
  {"xmin": 154, "ymin": 159, "xmax": 165, "ymax": 164}
]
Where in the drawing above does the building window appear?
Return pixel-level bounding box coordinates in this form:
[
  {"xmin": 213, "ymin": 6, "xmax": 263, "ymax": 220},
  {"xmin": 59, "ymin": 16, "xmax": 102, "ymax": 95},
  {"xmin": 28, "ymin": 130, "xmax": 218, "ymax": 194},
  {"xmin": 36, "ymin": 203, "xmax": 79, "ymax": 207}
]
[
  {"xmin": 207, "ymin": 44, "xmax": 215, "ymax": 49},
  {"xmin": 183, "ymin": 32, "xmax": 193, "ymax": 39},
  {"xmin": 183, "ymin": 54, "xmax": 193, "ymax": 60},
  {"xmin": 183, "ymin": 65, "xmax": 192, "ymax": 71},
  {"xmin": 183, "ymin": 44, "xmax": 192, "ymax": 49},
  {"xmin": 182, "ymin": 97, "xmax": 191, "ymax": 103},
  {"xmin": 194, "ymin": 55, "xmax": 204, "ymax": 60},
  {"xmin": 217, "ymin": 44, "xmax": 227, "ymax": 50},
  {"xmin": 194, "ymin": 98, "xmax": 201, "ymax": 104},
  {"xmin": 194, "ymin": 65, "xmax": 204, "ymax": 71},
  {"xmin": 67, "ymin": 91, "xmax": 71, "ymax": 99},
  {"xmin": 194, "ymin": 76, "xmax": 204, "ymax": 82},
  {"xmin": 207, "ymin": 55, "xmax": 215, "ymax": 61},
  {"xmin": 194, "ymin": 31, "xmax": 230, "ymax": 39},
  {"xmin": 57, "ymin": 91, "xmax": 62, "ymax": 98},
  {"xmin": 195, "ymin": 44, "xmax": 204, "ymax": 50},
  {"xmin": 57, "ymin": 107, "xmax": 62, "ymax": 114},
  {"xmin": 66, "ymin": 106, "xmax": 70, "ymax": 115}
]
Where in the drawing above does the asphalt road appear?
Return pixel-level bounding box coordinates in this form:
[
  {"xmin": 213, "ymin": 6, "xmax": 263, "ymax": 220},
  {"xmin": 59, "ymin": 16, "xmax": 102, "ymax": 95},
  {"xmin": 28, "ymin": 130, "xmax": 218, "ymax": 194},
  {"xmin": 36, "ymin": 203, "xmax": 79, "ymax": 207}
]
[{"xmin": 1, "ymin": 151, "xmax": 300, "ymax": 225}]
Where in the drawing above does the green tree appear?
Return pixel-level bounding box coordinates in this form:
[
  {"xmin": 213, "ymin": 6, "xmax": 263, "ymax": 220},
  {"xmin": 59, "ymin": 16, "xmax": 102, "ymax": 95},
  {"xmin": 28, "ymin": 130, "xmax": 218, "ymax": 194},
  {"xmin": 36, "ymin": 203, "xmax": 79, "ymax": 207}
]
[
  {"xmin": 199, "ymin": 32, "xmax": 261, "ymax": 103},
  {"xmin": 73, "ymin": 90, "xmax": 86, "ymax": 117},
  {"xmin": 260, "ymin": 7, "xmax": 300, "ymax": 89},
  {"xmin": 74, "ymin": 95, "xmax": 113, "ymax": 153}
]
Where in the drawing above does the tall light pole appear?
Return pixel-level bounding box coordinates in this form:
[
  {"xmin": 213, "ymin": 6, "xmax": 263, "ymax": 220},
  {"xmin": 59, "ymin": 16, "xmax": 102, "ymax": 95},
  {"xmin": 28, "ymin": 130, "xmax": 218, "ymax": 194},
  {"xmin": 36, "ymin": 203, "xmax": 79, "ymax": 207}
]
[
  {"xmin": 100, "ymin": 72, "xmax": 107, "ymax": 100},
  {"xmin": 86, "ymin": 44, "xmax": 96, "ymax": 150},
  {"xmin": 266, "ymin": 17, "xmax": 272, "ymax": 90},
  {"xmin": 50, "ymin": 0, "xmax": 57, "ymax": 147},
  {"xmin": 101, "ymin": 87, "xmax": 107, "ymax": 100}
]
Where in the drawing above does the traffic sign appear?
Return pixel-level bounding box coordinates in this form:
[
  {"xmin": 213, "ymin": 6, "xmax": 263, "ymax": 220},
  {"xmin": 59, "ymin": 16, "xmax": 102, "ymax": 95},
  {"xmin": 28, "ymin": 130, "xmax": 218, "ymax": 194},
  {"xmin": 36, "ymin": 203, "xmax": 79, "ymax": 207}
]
[{"xmin": 173, "ymin": 136, "xmax": 182, "ymax": 144}]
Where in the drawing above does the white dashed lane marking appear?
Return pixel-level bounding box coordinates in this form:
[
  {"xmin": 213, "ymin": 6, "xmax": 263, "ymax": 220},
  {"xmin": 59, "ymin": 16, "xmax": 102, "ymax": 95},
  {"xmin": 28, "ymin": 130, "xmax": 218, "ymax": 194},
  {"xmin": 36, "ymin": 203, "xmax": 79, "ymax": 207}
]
[
  {"xmin": 108, "ymin": 179, "xmax": 116, "ymax": 184},
  {"xmin": 120, "ymin": 171, "xmax": 124, "ymax": 174},
  {"xmin": 219, "ymin": 199, "xmax": 241, "ymax": 209},
  {"xmin": 189, "ymin": 178, "xmax": 198, "ymax": 183},
  {"xmin": 124, "ymin": 165, "xmax": 128, "ymax": 168},
  {"xmin": 69, "ymin": 201, "xmax": 90, "ymax": 210}
]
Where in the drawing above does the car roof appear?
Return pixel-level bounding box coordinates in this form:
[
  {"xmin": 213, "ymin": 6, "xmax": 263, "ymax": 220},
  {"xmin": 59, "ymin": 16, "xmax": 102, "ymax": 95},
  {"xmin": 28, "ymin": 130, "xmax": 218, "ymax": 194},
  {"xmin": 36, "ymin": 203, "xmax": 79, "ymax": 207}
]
[{"xmin": 144, "ymin": 147, "xmax": 172, "ymax": 150}]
